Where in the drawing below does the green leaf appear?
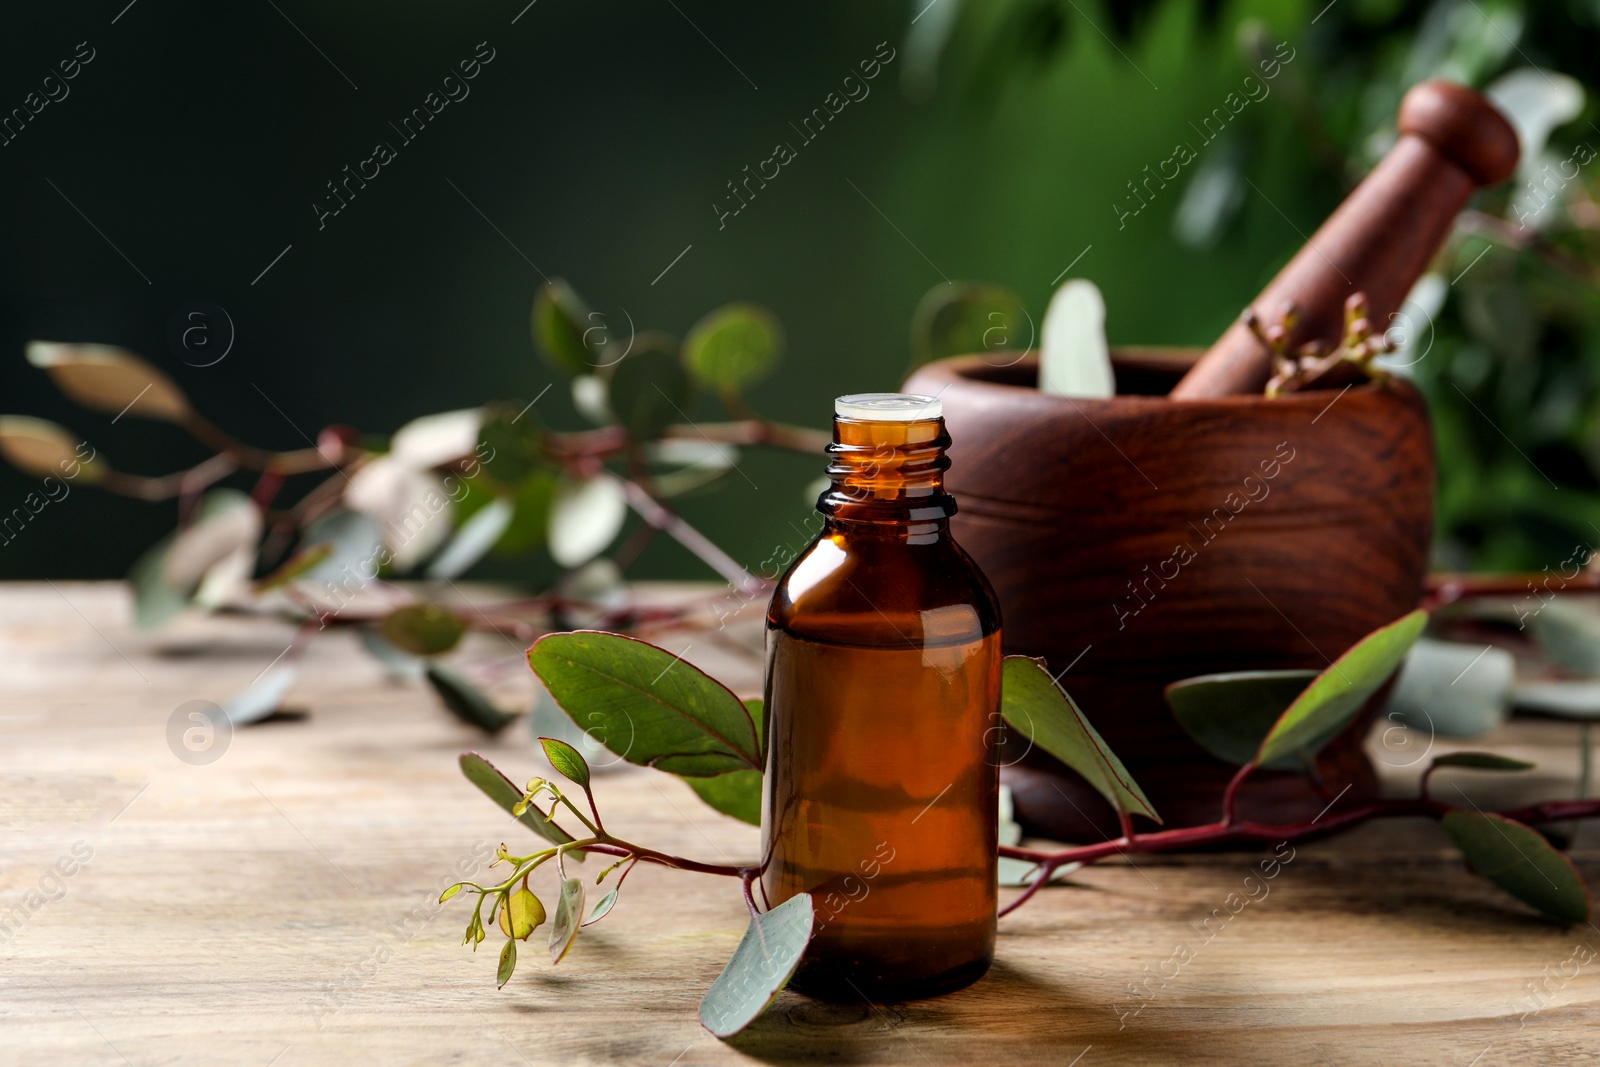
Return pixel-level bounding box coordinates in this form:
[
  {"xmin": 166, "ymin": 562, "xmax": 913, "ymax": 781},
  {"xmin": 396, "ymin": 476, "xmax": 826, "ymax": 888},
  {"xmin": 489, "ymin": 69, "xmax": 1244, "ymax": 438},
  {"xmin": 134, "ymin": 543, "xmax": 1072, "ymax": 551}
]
[
  {"xmin": 359, "ymin": 629, "xmax": 425, "ymax": 680},
  {"xmin": 427, "ymin": 665, "xmax": 516, "ymax": 734},
  {"xmin": 380, "ymin": 604, "xmax": 467, "ymax": 657},
  {"xmin": 682, "ymin": 303, "xmax": 782, "ymax": 390},
  {"xmin": 681, "ymin": 699, "xmax": 764, "ymax": 825},
  {"xmin": 439, "ymin": 882, "xmax": 466, "ymax": 903},
  {"xmin": 127, "ymin": 489, "xmax": 260, "ymax": 629},
  {"xmin": 684, "ymin": 771, "xmax": 762, "ymax": 826},
  {"xmin": 699, "ymin": 893, "xmax": 814, "ymax": 1038},
  {"xmin": 1532, "ymin": 601, "xmax": 1600, "ymax": 677},
  {"xmin": 529, "ymin": 631, "xmax": 762, "ymax": 776},
  {"xmin": 476, "ymin": 404, "xmax": 545, "ymax": 490},
  {"xmin": 495, "ymin": 471, "xmax": 558, "ymax": 555},
  {"xmin": 253, "ymin": 541, "xmax": 334, "ymax": 592},
  {"xmin": 1256, "ymin": 610, "xmax": 1429, "ymax": 767},
  {"xmin": 1430, "ymin": 753, "xmax": 1535, "ymax": 771},
  {"xmin": 532, "ymin": 279, "xmax": 599, "ymax": 375},
  {"xmin": 457, "ymin": 752, "xmax": 578, "ymax": 849},
  {"xmin": 1000, "ymin": 656, "xmax": 1161, "ymax": 824},
  {"xmin": 1164, "ymin": 670, "xmax": 1319, "ymax": 769},
  {"xmin": 604, "ymin": 333, "xmax": 693, "ymax": 440},
  {"xmin": 548, "ymin": 877, "xmax": 585, "ymax": 964},
  {"xmin": 584, "ymin": 887, "xmax": 619, "ymax": 927},
  {"xmin": 497, "ymin": 937, "xmax": 517, "ymax": 988},
  {"xmin": 539, "ymin": 736, "xmax": 592, "ymax": 789},
  {"xmin": 909, "ymin": 281, "xmax": 1027, "ymax": 369},
  {"xmin": 1442, "ymin": 810, "xmax": 1591, "ymax": 924}
]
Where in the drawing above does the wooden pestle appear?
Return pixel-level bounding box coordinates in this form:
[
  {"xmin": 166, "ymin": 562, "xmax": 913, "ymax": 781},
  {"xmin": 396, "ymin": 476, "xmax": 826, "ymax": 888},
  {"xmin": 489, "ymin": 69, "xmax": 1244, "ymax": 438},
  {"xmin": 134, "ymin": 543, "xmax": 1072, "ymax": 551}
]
[{"xmin": 1170, "ymin": 80, "xmax": 1520, "ymax": 399}]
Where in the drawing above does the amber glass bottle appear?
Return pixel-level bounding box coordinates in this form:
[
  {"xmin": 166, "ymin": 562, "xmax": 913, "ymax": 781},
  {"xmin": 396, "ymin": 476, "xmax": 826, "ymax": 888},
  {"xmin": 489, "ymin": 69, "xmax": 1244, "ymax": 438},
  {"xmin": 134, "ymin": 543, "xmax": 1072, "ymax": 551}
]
[{"xmin": 761, "ymin": 392, "xmax": 1002, "ymax": 1002}]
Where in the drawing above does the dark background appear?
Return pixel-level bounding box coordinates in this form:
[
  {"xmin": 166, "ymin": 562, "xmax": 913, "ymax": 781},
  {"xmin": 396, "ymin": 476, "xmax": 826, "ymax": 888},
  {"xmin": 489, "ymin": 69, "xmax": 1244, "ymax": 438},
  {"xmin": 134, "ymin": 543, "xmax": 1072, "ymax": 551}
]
[{"xmin": 4, "ymin": 0, "xmax": 1597, "ymax": 585}]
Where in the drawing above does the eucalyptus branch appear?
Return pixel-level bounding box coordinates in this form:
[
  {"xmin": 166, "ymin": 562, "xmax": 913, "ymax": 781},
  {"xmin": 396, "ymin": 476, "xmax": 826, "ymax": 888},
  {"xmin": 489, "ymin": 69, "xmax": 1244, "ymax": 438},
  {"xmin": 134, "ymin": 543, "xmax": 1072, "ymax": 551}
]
[{"xmin": 997, "ymin": 791, "xmax": 1600, "ymax": 918}]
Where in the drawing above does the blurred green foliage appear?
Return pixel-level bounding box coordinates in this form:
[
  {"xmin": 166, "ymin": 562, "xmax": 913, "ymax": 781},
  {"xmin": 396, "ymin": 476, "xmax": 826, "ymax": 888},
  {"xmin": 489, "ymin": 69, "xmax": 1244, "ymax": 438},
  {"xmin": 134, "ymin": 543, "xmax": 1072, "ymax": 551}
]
[{"xmin": 1, "ymin": 0, "xmax": 1596, "ymax": 580}]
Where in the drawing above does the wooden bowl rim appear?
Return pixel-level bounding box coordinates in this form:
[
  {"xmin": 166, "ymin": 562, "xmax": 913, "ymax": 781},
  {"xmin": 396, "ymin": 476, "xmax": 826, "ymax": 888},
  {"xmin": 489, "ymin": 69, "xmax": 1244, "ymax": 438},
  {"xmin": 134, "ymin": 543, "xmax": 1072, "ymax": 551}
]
[{"xmin": 909, "ymin": 350, "xmax": 1417, "ymax": 412}]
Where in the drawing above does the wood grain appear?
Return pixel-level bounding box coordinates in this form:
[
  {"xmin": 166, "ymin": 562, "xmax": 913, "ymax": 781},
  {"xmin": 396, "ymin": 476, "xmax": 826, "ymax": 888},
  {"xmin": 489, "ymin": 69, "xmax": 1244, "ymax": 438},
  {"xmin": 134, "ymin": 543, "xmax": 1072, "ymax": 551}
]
[{"xmin": 2, "ymin": 582, "xmax": 1597, "ymax": 1066}]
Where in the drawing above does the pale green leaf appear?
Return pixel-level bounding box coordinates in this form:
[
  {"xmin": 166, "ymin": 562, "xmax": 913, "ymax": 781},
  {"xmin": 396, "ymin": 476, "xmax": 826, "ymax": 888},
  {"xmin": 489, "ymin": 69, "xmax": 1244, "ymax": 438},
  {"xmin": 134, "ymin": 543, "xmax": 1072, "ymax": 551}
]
[{"xmin": 698, "ymin": 893, "xmax": 813, "ymax": 1038}]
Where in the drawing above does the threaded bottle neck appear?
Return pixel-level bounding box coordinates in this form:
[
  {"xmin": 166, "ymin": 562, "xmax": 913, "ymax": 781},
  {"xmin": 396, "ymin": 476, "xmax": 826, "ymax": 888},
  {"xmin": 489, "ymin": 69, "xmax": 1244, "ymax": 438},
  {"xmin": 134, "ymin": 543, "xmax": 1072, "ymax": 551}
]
[{"xmin": 818, "ymin": 416, "xmax": 955, "ymax": 529}]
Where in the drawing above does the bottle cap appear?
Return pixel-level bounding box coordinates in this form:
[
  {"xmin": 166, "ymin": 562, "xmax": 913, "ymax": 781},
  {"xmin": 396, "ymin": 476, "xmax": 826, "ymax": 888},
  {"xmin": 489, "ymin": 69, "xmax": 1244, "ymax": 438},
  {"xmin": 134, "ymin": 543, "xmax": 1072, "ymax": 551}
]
[{"xmin": 834, "ymin": 393, "xmax": 943, "ymax": 421}]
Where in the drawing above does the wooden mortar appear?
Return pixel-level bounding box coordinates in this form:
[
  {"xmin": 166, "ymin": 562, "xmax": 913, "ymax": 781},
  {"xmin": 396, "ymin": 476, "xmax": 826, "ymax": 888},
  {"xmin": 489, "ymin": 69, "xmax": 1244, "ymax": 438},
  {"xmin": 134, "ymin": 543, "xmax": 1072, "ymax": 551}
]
[{"xmin": 904, "ymin": 350, "xmax": 1434, "ymax": 837}]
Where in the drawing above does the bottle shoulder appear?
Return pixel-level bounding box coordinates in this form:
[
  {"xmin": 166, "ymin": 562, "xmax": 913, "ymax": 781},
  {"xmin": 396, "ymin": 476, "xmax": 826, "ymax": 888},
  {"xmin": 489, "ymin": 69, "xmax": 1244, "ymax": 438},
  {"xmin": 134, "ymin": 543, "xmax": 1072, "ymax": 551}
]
[{"xmin": 768, "ymin": 528, "xmax": 1001, "ymax": 648}]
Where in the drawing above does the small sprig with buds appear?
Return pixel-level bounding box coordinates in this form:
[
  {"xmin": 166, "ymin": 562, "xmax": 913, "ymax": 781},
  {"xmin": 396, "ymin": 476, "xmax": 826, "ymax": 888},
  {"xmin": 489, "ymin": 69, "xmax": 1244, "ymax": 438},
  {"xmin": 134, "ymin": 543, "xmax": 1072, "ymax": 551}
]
[
  {"xmin": 444, "ymin": 737, "xmax": 753, "ymax": 990},
  {"xmin": 1247, "ymin": 292, "xmax": 1395, "ymax": 396}
]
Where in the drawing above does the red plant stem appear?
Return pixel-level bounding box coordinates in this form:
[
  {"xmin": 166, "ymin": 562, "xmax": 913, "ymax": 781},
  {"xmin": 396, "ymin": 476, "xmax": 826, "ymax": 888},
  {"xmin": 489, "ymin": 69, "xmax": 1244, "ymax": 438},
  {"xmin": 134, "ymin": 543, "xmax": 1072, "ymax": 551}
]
[
  {"xmin": 578, "ymin": 841, "xmax": 746, "ymax": 879},
  {"xmin": 996, "ymin": 794, "xmax": 1600, "ymax": 917},
  {"xmin": 621, "ymin": 479, "xmax": 764, "ymax": 595},
  {"xmin": 1220, "ymin": 762, "xmax": 1256, "ymax": 824},
  {"xmin": 741, "ymin": 868, "xmax": 763, "ymax": 917},
  {"xmin": 1423, "ymin": 568, "xmax": 1600, "ymax": 610}
]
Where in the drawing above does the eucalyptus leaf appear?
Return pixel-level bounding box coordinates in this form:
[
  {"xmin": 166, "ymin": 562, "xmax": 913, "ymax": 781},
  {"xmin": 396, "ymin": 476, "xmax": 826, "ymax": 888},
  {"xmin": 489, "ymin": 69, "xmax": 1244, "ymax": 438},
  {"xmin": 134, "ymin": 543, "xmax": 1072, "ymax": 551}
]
[
  {"xmin": 389, "ymin": 408, "xmax": 482, "ymax": 469},
  {"xmin": 1513, "ymin": 681, "xmax": 1600, "ymax": 720},
  {"xmin": 1430, "ymin": 752, "xmax": 1535, "ymax": 771},
  {"xmin": 427, "ymin": 497, "xmax": 514, "ymax": 579},
  {"xmin": 496, "ymin": 472, "xmax": 558, "ymax": 555},
  {"xmin": 1039, "ymin": 278, "xmax": 1113, "ymax": 398},
  {"xmin": 1443, "ymin": 810, "xmax": 1590, "ymax": 924},
  {"xmin": 476, "ymin": 405, "xmax": 545, "ymax": 489},
  {"xmin": 909, "ymin": 282, "xmax": 1026, "ymax": 369},
  {"xmin": 254, "ymin": 542, "xmax": 334, "ymax": 592},
  {"xmin": 0, "ymin": 415, "xmax": 100, "ymax": 482},
  {"xmin": 684, "ymin": 771, "xmax": 762, "ymax": 826},
  {"xmin": 1531, "ymin": 601, "xmax": 1600, "ymax": 677},
  {"xmin": 548, "ymin": 877, "xmax": 585, "ymax": 964},
  {"xmin": 427, "ymin": 665, "xmax": 515, "ymax": 734},
  {"xmin": 1000, "ymin": 656, "xmax": 1160, "ymax": 823},
  {"xmin": 698, "ymin": 893, "xmax": 813, "ymax": 1038},
  {"xmin": 506, "ymin": 887, "xmax": 546, "ymax": 939},
  {"xmin": 539, "ymin": 736, "xmax": 592, "ymax": 789},
  {"xmin": 497, "ymin": 937, "xmax": 517, "ymax": 988},
  {"xmin": 1385, "ymin": 638, "xmax": 1514, "ymax": 738},
  {"xmin": 300, "ymin": 510, "xmax": 385, "ymax": 586},
  {"xmin": 380, "ymin": 603, "xmax": 466, "ymax": 657},
  {"xmin": 604, "ymin": 334, "xmax": 692, "ymax": 440},
  {"xmin": 1164, "ymin": 669, "xmax": 1318, "ymax": 769},
  {"xmin": 128, "ymin": 534, "xmax": 192, "ymax": 630},
  {"xmin": 359, "ymin": 629, "xmax": 425, "ymax": 680},
  {"xmin": 998, "ymin": 858, "xmax": 1084, "ymax": 888},
  {"xmin": 584, "ymin": 888, "xmax": 619, "ymax": 927},
  {"xmin": 163, "ymin": 490, "xmax": 260, "ymax": 589},
  {"xmin": 529, "ymin": 631, "xmax": 761, "ymax": 776},
  {"xmin": 1256, "ymin": 610, "xmax": 1429, "ymax": 767},
  {"xmin": 223, "ymin": 666, "xmax": 297, "ymax": 726},
  {"xmin": 547, "ymin": 473, "xmax": 627, "ymax": 568},
  {"xmin": 458, "ymin": 752, "xmax": 578, "ymax": 849},
  {"xmin": 533, "ymin": 279, "xmax": 599, "ymax": 375},
  {"xmin": 683, "ymin": 303, "xmax": 781, "ymax": 390},
  {"xmin": 27, "ymin": 341, "xmax": 192, "ymax": 422}
]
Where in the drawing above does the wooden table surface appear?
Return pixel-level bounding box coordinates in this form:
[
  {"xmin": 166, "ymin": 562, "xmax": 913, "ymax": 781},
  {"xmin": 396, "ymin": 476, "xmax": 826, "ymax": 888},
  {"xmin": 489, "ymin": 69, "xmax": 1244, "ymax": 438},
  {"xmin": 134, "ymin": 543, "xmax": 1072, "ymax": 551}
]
[{"xmin": 3, "ymin": 581, "xmax": 1598, "ymax": 1066}]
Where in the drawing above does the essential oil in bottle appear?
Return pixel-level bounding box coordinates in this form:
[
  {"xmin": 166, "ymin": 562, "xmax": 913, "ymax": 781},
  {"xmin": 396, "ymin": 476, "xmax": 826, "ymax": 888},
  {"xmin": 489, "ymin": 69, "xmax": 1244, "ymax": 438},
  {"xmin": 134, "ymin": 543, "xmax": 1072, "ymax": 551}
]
[{"xmin": 760, "ymin": 392, "xmax": 1002, "ymax": 1002}]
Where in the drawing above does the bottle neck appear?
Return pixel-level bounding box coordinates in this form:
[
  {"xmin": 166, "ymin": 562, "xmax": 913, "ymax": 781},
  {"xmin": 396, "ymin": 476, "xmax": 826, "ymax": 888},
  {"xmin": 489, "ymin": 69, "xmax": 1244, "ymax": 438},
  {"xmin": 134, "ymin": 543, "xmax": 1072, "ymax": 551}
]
[{"xmin": 817, "ymin": 415, "xmax": 955, "ymax": 539}]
